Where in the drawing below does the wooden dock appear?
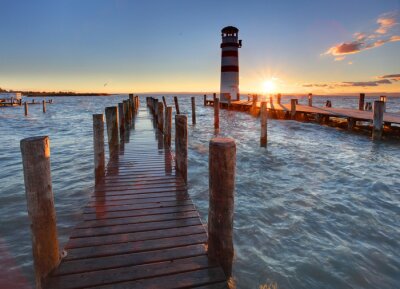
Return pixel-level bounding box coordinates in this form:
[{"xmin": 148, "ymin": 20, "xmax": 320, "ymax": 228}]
[
  {"xmin": 207, "ymin": 99, "xmax": 400, "ymax": 124},
  {"xmin": 42, "ymin": 105, "xmax": 228, "ymax": 289}
]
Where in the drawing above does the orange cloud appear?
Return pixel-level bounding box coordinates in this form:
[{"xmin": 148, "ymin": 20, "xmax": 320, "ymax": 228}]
[{"xmin": 324, "ymin": 10, "xmax": 399, "ymax": 60}]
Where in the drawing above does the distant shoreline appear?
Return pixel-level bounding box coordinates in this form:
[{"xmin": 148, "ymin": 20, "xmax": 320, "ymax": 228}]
[{"xmin": 26, "ymin": 93, "xmax": 111, "ymax": 97}]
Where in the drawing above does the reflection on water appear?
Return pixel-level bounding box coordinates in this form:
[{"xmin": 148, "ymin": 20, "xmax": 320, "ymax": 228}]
[{"xmin": 0, "ymin": 95, "xmax": 399, "ymax": 289}]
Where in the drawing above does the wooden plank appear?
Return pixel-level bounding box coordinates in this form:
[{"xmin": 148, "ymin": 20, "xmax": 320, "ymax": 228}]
[
  {"xmin": 72, "ymin": 218, "xmax": 202, "ymax": 238},
  {"xmin": 44, "ymin": 255, "xmax": 218, "ymax": 289},
  {"xmin": 66, "ymin": 225, "xmax": 206, "ymax": 249},
  {"xmin": 90, "ymin": 267, "xmax": 226, "ymax": 289},
  {"xmin": 76, "ymin": 211, "xmax": 199, "ymax": 229},
  {"xmin": 51, "ymin": 244, "xmax": 207, "ymax": 276},
  {"xmin": 84, "ymin": 199, "xmax": 192, "ymax": 214}
]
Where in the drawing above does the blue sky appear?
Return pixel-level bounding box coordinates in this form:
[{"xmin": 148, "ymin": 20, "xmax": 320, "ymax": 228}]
[{"xmin": 0, "ymin": 0, "xmax": 399, "ymax": 93}]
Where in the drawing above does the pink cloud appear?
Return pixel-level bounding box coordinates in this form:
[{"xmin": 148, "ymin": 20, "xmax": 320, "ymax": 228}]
[{"xmin": 376, "ymin": 12, "xmax": 398, "ymax": 34}]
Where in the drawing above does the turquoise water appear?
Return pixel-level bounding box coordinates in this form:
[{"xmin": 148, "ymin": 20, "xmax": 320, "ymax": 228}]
[{"xmin": 0, "ymin": 95, "xmax": 399, "ymax": 289}]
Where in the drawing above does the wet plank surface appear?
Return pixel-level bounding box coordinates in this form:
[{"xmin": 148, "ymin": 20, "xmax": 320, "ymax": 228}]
[{"xmin": 44, "ymin": 106, "xmax": 227, "ymax": 289}]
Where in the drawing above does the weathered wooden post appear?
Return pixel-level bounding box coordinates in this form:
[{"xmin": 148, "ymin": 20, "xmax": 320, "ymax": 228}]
[
  {"xmin": 129, "ymin": 94, "xmax": 135, "ymax": 116},
  {"xmin": 93, "ymin": 114, "xmax": 105, "ymax": 184},
  {"xmin": 42, "ymin": 100, "xmax": 46, "ymax": 113},
  {"xmin": 105, "ymin": 106, "xmax": 119, "ymax": 156},
  {"xmin": 162, "ymin": 96, "xmax": 167, "ymax": 108},
  {"xmin": 260, "ymin": 101, "xmax": 267, "ymax": 147},
  {"xmin": 347, "ymin": 117, "xmax": 355, "ymax": 130},
  {"xmin": 20, "ymin": 136, "xmax": 60, "ymax": 289},
  {"xmin": 175, "ymin": 114, "xmax": 187, "ymax": 183},
  {"xmin": 308, "ymin": 93, "xmax": 313, "ymax": 107},
  {"xmin": 213, "ymin": 93, "xmax": 217, "ymax": 101},
  {"xmin": 208, "ymin": 137, "xmax": 236, "ymax": 278},
  {"xmin": 214, "ymin": 98, "xmax": 220, "ymax": 130},
  {"xmin": 174, "ymin": 96, "xmax": 180, "ymax": 114},
  {"xmin": 191, "ymin": 96, "xmax": 196, "ymax": 125},
  {"xmin": 157, "ymin": 102, "xmax": 164, "ymax": 132},
  {"xmin": 24, "ymin": 102, "xmax": 28, "ymax": 116},
  {"xmin": 204, "ymin": 94, "xmax": 207, "ymax": 106},
  {"xmin": 380, "ymin": 95, "xmax": 387, "ymax": 112},
  {"xmin": 118, "ymin": 103, "xmax": 125, "ymax": 139},
  {"xmin": 359, "ymin": 93, "xmax": 365, "ymax": 111},
  {"xmin": 372, "ymin": 100, "xmax": 384, "ymax": 140},
  {"xmin": 277, "ymin": 93, "xmax": 281, "ymax": 105},
  {"xmin": 164, "ymin": 106, "xmax": 172, "ymax": 147},
  {"xmin": 291, "ymin": 99, "xmax": 297, "ymax": 119}
]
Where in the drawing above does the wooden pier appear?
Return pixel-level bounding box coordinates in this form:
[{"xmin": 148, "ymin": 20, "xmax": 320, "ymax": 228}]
[
  {"xmin": 36, "ymin": 101, "xmax": 228, "ymax": 289},
  {"xmin": 205, "ymin": 97, "xmax": 400, "ymax": 139}
]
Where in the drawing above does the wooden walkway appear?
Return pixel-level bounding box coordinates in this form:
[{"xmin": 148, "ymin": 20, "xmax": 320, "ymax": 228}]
[
  {"xmin": 206, "ymin": 99, "xmax": 400, "ymax": 124},
  {"xmin": 43, "ymin": 106, "xmax": 228, "ymax": 289}
]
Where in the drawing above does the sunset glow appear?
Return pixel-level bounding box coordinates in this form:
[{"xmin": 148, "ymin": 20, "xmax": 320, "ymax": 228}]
[{"xmin": 262, "ymin": 80, "xmax": 277, "ymax": 94}]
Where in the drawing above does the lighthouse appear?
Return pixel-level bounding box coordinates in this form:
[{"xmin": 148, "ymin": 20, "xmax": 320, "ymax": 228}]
[{"xmin": 220, "ymin": 26, "xmax": 242, "ymax": 103}]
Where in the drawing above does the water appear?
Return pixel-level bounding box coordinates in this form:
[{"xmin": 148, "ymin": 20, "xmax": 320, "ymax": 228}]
[{"xmin": 0, "ymin": 95, "xmax": 399, "ymax": 289}]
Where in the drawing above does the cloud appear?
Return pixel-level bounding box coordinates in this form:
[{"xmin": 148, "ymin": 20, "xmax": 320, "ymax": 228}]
[
  {"xmin": 379, "ymin": 74, "xmax": 400, "ymax": 81},
  {"xmin": 323, "ymin": 10, "xmax": 400, "ymax": 59},
  {"xmin": 302, "ymin": 84, "xmax": 328, "ymax": 88},
  {"xmin": 341, "ymin": 79, "xmax": 391, "ymax": 87},
  {"xmin": 376, "ymin": 12, "xmax": 399, "ymax": 34},
  {"xmin": 325, "ymin": 41, "xmax": 363, "ymax": 55},
  {"xmin": 303, "ymin": 78, "xmax": 394, "ymax": 89}
]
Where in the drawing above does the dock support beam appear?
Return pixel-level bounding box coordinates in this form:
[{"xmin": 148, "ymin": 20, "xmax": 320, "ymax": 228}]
[
  {"xmin": 308, "ymin": 93, "xmax": 312, "ymax": 107},
  {"xmin": 118, "ymin": 103, "xmax": 125, "ymax": 140},
  {"xmin": 260, "ymin": 101, "xmax": 267, "ymax": 147},
  {"xmin": 277, "ymin": 93, "xmax": 281, "ymax": 105},
  {"xmin": 42, "ymin": 100, "xmax": 46, "ymax": 113},
  {"xmin": 105, "ymin": 106, "xmax": 119, "ymax": 156},
  {"xmin": 347, "ymin": 117, "xmax": 355, "ymax": 131},
  {"xmin": 291, "ymin": 99, "xmax": 297, "ymax": 119},
  {"xmin": 164, "ymin": 107, "xmax": 172, "ymax": 147},
  {"xmin": 20, "ymin": 136, "xmax": 60, "ymax": 289},
  {"xmin": 175, "ymin": 114, "xmax": 187, "ymax": 183},
  {"xmin": 157, "ymin": 102, "xmax": 164, "ymax": 132},
  {"xmin": 380, "ymin": 95, "xmax": 387, "ymax": 112},
  {"xmin": 208, "ymin": 137, "xmax": 236, "ymax": 278},
  {"xmin": 214, "ymin": 98, "xmax": 220, "ymax": 130},
  {"xmin": 359, "ymin": 93, "xmax": 365, "ymax": 111},
  {"xmin": 372, "ymin": 100, "xmax": 384, "ymax": 140},
  {"xmin": 204, "ymin": 95, "xmax": 207, "ymax": 106},
  {"xmin": 24, "ymin": 102, "xmax": 28, "ymax": 116},
  {"xmin": 93, "ymin": 114, "xmax": 105, "ymax": 184},
  {"xmin": 174, "ymin": 96, "xmax": 180, "ymax": 114},
  {"xmin": 191, "ymin": 97, "xmax": 196, "ymax": 125}
]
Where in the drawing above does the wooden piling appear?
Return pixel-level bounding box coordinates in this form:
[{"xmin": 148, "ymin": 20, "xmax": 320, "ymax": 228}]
[
  {"xmin": 118, "ymin": 103, "xmax": 125, "ymax": 139},
  {"xmin": 204, "ymin": 95, "xmax": 207, "ymax": 106},
  {"xmin": 175, "ymin": 114, "xmax": 187, "ymax": 183},
  {"xmin": 157, "ymin": 102, "xmax": 164, "ymax": 132},
  {"xmin": 93, "ymin": 114, "xmax": 105, "ymax": 184},
  {"xmin": 162, "ymin": 96, "xmax": 167, "ymax": 108},
  {"xmin": 214, "ymin": 98, "xmax": 220, "ymax": 130},
  {"xmin": 105, "ymin": 106, "xmax": 119, "ymax": 156},
  {"xmin": 372, "ymin": 100, "xmax": 384, "ymax": 140},
  {"xmin": 251, "ymin": 95, "xmax": 257, "ymax": 115},
  {"xmin": 24, "ymin": 102, "xmax": 28, "ymax": 116},
  {"xmin": 260, "ymin": 101, "xmax": 267, "ymax": 147},
  {"xmin": 164, "ymin": 106, "xmax": 172, "ymax": 147},
  {"xmin": 277, "ymin": 93, "xmax": 281, "ymax": 105},
  {"xmin": 347, "ymin": 117, "xmax": 355, "ymax": 131},
  {"xmin": 173, "ymin": 96, "xmax": 180, "ymax": 114},
  {"xmin": 191, "ymin": 96, "xmax": 196, "ymax": 125},
  {"xmin": 42, "ymin": 100, "xmax": 46, "ymax": 113},
  {"xmin": 359, "ymin": 93, "xmax": 365, "ymax": 111},
  {"xmin": 213, "ymin": 93, "xmax": 217, "ymax": 101},
  {"xmin": 291, "ymin": 99, "xmax": 297, "ymax": 119},
  {"xmin": 129, "ymin": 94, "xmax": 135, "ymax": 116},
  {"xmin": 20, "ymin": 136, "xmax": 60, "ymax": 289},
  {"xmin": 208, "ymin": 137, "xmax": 236, "ymax": 278},
  {"xmin": 308, "ymin": 93, "xmax": 313, "ymax": 107}
]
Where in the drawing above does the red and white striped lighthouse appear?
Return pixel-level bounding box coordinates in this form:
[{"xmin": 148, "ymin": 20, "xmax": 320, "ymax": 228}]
[{"xmin": 220, "ymin": 26, "xmax": 242, "ymax": 102}]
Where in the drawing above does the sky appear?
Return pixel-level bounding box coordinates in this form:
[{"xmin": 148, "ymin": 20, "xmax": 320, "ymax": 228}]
[{"xmin": 0, "ymin": 0, "xmax": 399, "ymax": 94}]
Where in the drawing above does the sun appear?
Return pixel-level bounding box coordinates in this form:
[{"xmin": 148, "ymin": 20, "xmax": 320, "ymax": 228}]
[{"xmin": 262, "ymin": 80, "xmax": 276, "ymax": 94}]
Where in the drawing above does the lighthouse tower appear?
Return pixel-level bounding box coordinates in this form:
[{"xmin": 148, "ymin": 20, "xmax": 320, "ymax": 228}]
[{"xmin": 220, "ymin": 26, "xmax": 242, "ymax": 103}]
